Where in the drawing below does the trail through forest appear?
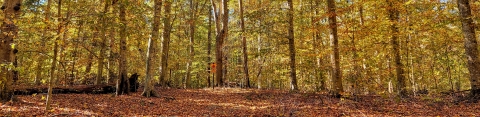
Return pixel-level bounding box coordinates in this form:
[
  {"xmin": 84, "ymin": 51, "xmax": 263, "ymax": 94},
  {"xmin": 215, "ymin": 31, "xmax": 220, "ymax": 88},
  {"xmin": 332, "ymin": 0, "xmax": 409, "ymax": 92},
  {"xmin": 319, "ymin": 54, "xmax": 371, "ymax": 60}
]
[{"xmin": 1, "ymin": 87, "xmax": 479, "ymax": 116}]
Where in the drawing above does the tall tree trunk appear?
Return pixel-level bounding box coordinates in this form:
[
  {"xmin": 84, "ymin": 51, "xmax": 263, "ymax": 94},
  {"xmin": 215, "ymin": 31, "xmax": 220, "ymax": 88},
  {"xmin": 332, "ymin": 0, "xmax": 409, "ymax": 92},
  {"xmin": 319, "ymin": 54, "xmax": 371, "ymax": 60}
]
[
  {"xmin": 35, "ymin": 0, "xmax": 52, "ymax": 85},
  {"xmin": 96, "ymin": 0, "xmax": 110, "ymax": 85},
  {"xmin": 312, "ymin": 0, "xmax": 326, "ymax": 91},
  {"xmin": 349, "ymin": 0, "xmax": 361, "ymax": 95},
  {"xmin": 210, "ymin": 0, "xmax": 228, "ymax": 87},
  {"xmin": 57, "ymin": 1, "xmax": 71, "ymax": 86},
  {"xmin": 108, "ymin": 34, "xmax": 116, "ymax": 84},
  {"xmin": 185, "ymin": 0, "xmax": 196, "ymax": 88},
  {"xmin": 0, "ymin": 0, "xmax": 22, "ymax": 101},
  {"xmin": 71, "ymin": 21, "xmax": 84, "ymax": 86},
  {"xmin": 256, "ymin": 0, "xmax": 263, "ymax": 89},
  {"xmin": 220, "ymin": 0, "xmax": 228, "ymax": 86},
  {"xmin": 116, "ymin": 0, "xmax": 130, "ymax": 96},
  {"xmin": 387, "ymin": 0, "xmax": 406, "ymax": 97},
  {"xmin": 108, "ymin": 7, "xmax": 117, "ymax": 84},
  {"xmin": 142, "ymin": 0, "xmax": 162, "ymax": 97},
  {"xmin": 239, "ymin": 0, "xmax": 250, "ymax": 88},
  {"xmin": 207, "ymin": 7, "xmax": 213, "ymax": 88},
  {"xmin": 287, "ymin": 0, "xmax": 298, "ymax": 91},
  {"xmin": 46, "ymin": 0, "xmax": 61, "ymax": 110},
  {"xmin": 327, "ymin": 0, "xmax": 343, "ymax": 96},
  {"xmin": 457, "ymin": 0, "xmax": 480, "ymax": 96},
  {"xmin": 159, "ymin": 0, "xmax": 172, "ymax": 87}
]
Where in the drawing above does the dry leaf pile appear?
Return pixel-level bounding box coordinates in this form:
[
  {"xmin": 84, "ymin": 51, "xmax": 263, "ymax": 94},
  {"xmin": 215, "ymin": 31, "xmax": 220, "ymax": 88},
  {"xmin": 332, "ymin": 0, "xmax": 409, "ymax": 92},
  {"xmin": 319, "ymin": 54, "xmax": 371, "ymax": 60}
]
[{"xmin": 1, "ymin": 87, "xmax": 479, "ymax": 116}]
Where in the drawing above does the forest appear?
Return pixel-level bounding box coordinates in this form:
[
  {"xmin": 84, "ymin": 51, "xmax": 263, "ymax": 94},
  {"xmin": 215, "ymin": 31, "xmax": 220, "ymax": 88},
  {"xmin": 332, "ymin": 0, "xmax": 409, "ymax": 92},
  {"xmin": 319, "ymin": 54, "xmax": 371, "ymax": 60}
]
[{"xmin": 0, "ymin": 0, "xmax": 480, "ymax": 116}]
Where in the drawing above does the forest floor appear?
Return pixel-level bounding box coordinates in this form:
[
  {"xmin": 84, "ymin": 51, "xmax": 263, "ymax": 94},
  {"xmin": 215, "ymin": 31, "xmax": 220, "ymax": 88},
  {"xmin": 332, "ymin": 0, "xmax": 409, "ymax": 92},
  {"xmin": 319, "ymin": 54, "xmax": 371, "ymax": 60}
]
[{"xmin": 1, "ymin": 87, "xmax": 479, "ymax": 116}]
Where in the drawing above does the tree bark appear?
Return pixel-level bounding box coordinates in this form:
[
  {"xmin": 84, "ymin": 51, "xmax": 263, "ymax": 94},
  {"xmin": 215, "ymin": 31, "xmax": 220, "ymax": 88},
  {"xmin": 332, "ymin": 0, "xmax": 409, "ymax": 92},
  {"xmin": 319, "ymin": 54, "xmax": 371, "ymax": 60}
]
[
  {"xmin": 159, "ymin": 0, "xmax": 172, "ymax": 87},
  {"xmin": 207, "ymin": 7, "xmax": 213, "ymax": 88},
  {"xmin": 96, "ymin": 0, "xmax": 111, "ymax": 85},
  {"xmin": 312, "ymin": 0, "xmax": 326, "ymax": 91},
  {"xmin": 0, "ymin": 0, "xmax": 22, "ymax": 102},
  {"xmin": 256, "ymin": 0, "xmax": 263, "ymax": 89},
  {"xmin": 142, "ymin": 0, "xmax": 162, "ymax": 97},
  {"xmin": 327, "ymin": 0, "xmax": 343, "ymax": 96},
  {"xmin": 116, "ymin": 0, "xmax": 130, "ymax": 96},
  {"xmin": 239, "ymin": 0, "xmax": 250, "ymax": 88},
  {"xmin": 287, "ymin": 0, "xmax": 298, "ymax": 91},
  {"xmin": 185, "ymin": 0, "xmax": 196, "ymax": 88},
  {"xmin": 210, "ymin": 0, "xmax": 228, "ymax": 87},
  {"xmin": 35, "ymin": 0, "xmax": 52, "ymax": 85},
  {"xmin": 46, "ymin": 0, "xmax": 61, "ymax": 110},
  {"xmin": 349, "ymin": 0, "xmax": 361, "ymax": 95},
  {"xmin": 85, "ymin": 49, "xmax": 94, "ymax": 74},
  {"xmin": 387, "ymin": 0, "xmax": 407, "ymax": 97},
  {"xmin": 457, "ymin": 0, "xmax": 480, "ymax": 96},
  {"xmin": 56, "ymin": 1, "xmax": 72, "ymax": 85},
  {"xmin": 71, "ymin": 21, "xmax": 84, "ymax": 86},
  {"xmin": 107, "ymin": 5, "xmax": 117, "ymax": 84}
]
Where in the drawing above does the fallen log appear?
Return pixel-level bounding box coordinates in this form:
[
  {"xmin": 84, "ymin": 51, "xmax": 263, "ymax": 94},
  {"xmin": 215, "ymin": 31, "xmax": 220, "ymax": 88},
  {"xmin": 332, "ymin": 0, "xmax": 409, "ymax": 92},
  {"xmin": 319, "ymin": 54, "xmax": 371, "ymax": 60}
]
[
  {"xmin": 14, "ymin": 84, "xmax": 117, "ymax": 95},
  {"xmin": 14, "ymin": 73, "xmax": 140, "ymax": 95}
]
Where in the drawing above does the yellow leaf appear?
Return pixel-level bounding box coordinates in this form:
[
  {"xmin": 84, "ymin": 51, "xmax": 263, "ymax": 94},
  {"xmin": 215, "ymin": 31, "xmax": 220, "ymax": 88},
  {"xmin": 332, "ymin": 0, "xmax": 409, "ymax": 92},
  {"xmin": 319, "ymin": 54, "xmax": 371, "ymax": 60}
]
[{"xmin": 405, "ymin": 0, "xmax": 414, "ymax": 5}]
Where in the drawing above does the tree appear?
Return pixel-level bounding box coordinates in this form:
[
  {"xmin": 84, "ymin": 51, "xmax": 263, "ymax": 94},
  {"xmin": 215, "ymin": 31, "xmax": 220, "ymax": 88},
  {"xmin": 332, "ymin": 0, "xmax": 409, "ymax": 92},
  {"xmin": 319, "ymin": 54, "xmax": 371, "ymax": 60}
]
[
  {"xmin": 239, "ymin": 0, "xmax": 250, "ymax": 88},
  {"xmin": 46, "ymin": 0, "xmax": 61, "ymax": 110},
  {"xmin": 312, "ymin": 0, "xmax": 326, "ymax": 91},
  {"xmin": 211, "ymin": 0, "xmax": 228, "ymax": 87},
  {"xmin": 35, "ymin": 0, "xmax": 52, "ymax": 85},
  {"xmin": 142, "ymin": 0, "xmax": 162, "ymax": 97},
  {"xmin": 95, "ymin": 0, "xmax": 111, "ymax": 85},
  {"xmin": 185, "ymin": 0, "xmax": 197, "ymax": 88},
  {"xmin": 387, "ymin": 0, "xmax": 407, "ymax": 97},
  {"xmin": 457, "ymin": 0, "xmax": 480, "ymax": 96},
  {"xmin": 206, "ymin": 6, "xmax": 213, "ymax": 88},
  {"xmin": 327, "ymin": 0, "xmax": 343, "ymax": 96},
  {"xmin": 287, "ymin": 0, "xmax": 298, "ymax": 91},
  {"xmin": 159, "ymin": 0, "xmax": 172, "ymax": 87},
  {"xmin": 116, "ymin": 0, "xmax": 130, "ymax": 96},
  {"xmin": 0, "ymin": 0, "xmax": 22, "ymax": 101}
]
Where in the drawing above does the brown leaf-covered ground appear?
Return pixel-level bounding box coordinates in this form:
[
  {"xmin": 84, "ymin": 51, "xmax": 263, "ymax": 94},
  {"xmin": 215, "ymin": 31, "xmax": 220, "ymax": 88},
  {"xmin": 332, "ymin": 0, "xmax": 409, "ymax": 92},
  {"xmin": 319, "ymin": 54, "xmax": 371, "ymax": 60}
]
[{"xmin": 1, "ymin": 87, "xmax": 479, "ymax": 116}]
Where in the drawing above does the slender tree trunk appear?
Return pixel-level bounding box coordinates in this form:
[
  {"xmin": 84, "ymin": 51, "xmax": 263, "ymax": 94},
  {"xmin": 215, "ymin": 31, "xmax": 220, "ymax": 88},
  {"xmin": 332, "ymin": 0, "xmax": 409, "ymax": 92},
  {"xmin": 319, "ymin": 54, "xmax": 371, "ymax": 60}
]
[
  {"xmin": 239, "ymin": 0, "xmax": 250, "ymax": 88},
  {"xmin": 108, "ymin": 8, "xmax": 117, "ymax": 84},
  {"xmin": 85, "ymin": 50, "xmax": 94, "ymax": 74},
  {"xmin": 256, "ymin": 37, "xmax": 262, "ymax": 89},
  {"xmin": 457, "ymin": 0, "xmax": 480, "ymax": 95},
  {"xmin": 207, "ymin": 7, "xmax": 212, "ymax": 88},
  {"xmin": 387, "ymin": 0, "xmax": 407, "ymax": 97},
  {"xmin": 256, "ymin": 0, "xmax": 263, "ymax": 89},
  {"xmin": 142, "ymin": 0, "xmax": 162, "ymax": 97},
  {"xmin": 108, "ymin": 35, "xmax": 116, "ymax": 84},
  {"xmin": 57, "ymin": 2, "xmax": 71, "ymax": 85},
  {"xmin": 349, "ymin": 0, "xmax": 360, "ymax": 95},
  {"xmin": 185, "ymin": 0, "xmax": 196, "ymax": 88},
  {"xmin": 116, "ymin": 0, "xmax": 129, "ymax": 96},
  {"xmin": 71, "ymin": 21, "xmax": 84, "ymax": 85},
  {"xmin": 96, "ymin": 0, "xmax": 110, "ymax": 85},
  {"xmin": 46, "ymin": 0, "xmax": 61, "ymax": 110},
  {"xmin": 311, "ymin": 0, "xmax": 325, "ymax": 91},
  {"xmin": 35, "ymin": 0, "xmax": 52, "ymax": 85},
  {"xmin": 159, "ymin": 0, "xmax": 172, "ymax": 87},
  {"xmin": 287, "ymin": 0, "xmax": 298, "ymax": 91},
  {"xmin": 327, "ymin": 0, "xmax": 343, "ymax": 96},
  {"xmin": 0, "ymin": 0, "xmax": 22, "ymax": 101}
]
